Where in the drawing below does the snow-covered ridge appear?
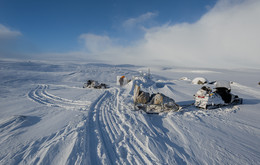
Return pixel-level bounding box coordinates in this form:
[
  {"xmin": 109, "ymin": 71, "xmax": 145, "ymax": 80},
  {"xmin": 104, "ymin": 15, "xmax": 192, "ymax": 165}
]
[{"xmin": 0, "ymin": 60, "xmax": 259, "ymax": 165}]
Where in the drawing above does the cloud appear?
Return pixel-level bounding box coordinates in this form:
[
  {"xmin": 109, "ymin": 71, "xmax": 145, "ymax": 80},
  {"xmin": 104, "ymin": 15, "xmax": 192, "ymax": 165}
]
[
  {"xmin": 82, "ymin": 0, "xmax": 260, "ymax": 69},
  {"xmin": 122, "ymin": 12, "xmax": 158, "ymax": 30},
  {"xmin": 0, "ymin": 24, "xmax": 23, "ymax": 57},
  {"xmin": 0, "ymin": 24, "xmax": 22, "ymax": 39},
  {"xmin": 138, "ymin": 0, "xmax": 260, "ymax": 68},
  {"xmin": 79, "ymin": 33, "xmax": 114, "ymax": 53}
]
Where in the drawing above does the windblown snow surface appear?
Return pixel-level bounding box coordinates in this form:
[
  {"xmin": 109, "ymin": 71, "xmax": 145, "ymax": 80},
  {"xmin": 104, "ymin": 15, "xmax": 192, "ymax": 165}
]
[{"xmin": 0, "ymin": 60, "xmax": 260, "ymax": 165}]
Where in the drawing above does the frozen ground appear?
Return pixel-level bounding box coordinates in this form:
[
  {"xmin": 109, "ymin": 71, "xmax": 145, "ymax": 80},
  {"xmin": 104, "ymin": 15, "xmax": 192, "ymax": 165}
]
[{"xmin": 0, "ymin": 59, "xmax": 260, "ymax": 165}]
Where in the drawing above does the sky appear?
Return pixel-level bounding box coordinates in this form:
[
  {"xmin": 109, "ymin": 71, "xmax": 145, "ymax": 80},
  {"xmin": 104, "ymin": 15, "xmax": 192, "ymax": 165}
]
[{"xmin": 0, "ymin": 0, "xmax": 260, "ymax": 69}]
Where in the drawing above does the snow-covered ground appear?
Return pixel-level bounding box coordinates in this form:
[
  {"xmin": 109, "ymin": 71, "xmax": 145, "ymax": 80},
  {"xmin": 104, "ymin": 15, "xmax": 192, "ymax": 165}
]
[{"xmin": 0, "ymin": 59, "xmax": 260, "ymax": 165}]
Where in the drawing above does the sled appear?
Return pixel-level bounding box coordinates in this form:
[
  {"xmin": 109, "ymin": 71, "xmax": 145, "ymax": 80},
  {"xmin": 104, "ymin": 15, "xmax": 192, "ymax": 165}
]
[
  {"xmin": 134, "ymin": 103, "xmax": 182, "ymax": 114},
  {"xmin": 133, "ymin": 84, "xmax": 181, "ymax": 114}
]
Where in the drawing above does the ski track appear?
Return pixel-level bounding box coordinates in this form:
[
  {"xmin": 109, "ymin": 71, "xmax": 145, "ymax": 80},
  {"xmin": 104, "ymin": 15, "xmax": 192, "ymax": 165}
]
[{"xmin": 28, "ymin": 84, "xmax": 90, "ymax": 111}]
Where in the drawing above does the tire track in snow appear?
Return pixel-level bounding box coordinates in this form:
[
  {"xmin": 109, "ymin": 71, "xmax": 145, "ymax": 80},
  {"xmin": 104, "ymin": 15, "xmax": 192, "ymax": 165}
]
[{"xmin": 28, "ymin": 84, "xmax": 90, "ymax": 110}]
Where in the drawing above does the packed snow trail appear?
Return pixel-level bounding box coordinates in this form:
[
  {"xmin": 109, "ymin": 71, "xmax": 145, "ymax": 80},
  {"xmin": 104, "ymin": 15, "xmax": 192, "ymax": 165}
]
[{"xmin": 85, "ymin": 88, "xmax": 161, "ymax": 164}]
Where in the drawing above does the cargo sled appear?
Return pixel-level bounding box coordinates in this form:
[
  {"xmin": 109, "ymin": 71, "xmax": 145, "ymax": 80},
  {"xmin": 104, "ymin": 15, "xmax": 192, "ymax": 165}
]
[
  {"xmin": 133, "ymin": 85, "xmax": 181, "ymax": 113},
  {"xmin": 83, "ymin": 80, "xmax": 108, "ymax": 89},
  {"xmin": 194, "ymin": 80, "xmax": 242, "ymax": 109}
]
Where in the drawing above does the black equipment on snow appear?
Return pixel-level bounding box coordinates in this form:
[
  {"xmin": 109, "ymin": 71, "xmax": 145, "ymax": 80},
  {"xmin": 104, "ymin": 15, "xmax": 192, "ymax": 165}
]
[{"xmin": 83, "ymin": 80, "xmax": 108, "ymax": 89}]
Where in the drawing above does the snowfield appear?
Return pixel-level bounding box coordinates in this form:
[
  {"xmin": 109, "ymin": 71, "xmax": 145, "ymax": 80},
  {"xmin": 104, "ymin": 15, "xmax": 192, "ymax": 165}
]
[{"xmin": 0, "ymin": 60, "xmax": 260, "ymax": 165}]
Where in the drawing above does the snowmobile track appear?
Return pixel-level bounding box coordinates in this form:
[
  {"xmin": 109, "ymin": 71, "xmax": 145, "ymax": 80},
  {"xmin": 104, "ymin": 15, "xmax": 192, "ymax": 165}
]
[
  {"xmin": 28, "ymin": 84, "xmax": 90, "ymax": 110},
  {"xmin": 85, "ymin": 88, "xmax": 158, "ymax": 164},
  {"xmin": 87, "ymin": 90, "xmax": 117, "ymax": 165}
]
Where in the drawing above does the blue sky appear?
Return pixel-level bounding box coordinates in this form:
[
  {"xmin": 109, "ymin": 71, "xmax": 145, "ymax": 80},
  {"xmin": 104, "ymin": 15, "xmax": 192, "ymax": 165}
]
[
  {"xmin": 0, "ymin": 0, "xmax": 260, "ymax": 68},
  {"xmin": 0, "ymin": 0, "xmax": 216, "ymax": 52}
]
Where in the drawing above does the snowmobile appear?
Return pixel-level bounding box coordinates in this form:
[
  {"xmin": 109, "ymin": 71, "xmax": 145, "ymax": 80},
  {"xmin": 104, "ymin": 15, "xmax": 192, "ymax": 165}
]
[
  {"xmin": 133, "ymin": 85, "xmax": 181, "ymax": 114},
  {"xmin": 83, "ymin": 80, "xmax": 108, "ymax": 89},
  {"xmin": 194, "ymin": 80, "xmax": 243, "ymax": 109}
]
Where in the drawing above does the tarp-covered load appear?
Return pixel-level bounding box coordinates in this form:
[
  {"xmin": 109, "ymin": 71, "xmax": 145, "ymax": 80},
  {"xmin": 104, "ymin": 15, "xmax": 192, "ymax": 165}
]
[{"xmin": 133, "ymin": 85, "xmax": 181, "ymax": 113}]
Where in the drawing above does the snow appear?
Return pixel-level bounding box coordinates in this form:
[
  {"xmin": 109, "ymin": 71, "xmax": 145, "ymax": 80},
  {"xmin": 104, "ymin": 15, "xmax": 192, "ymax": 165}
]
[
  {"xmin": 191, "ymin": 77, "xmax": 208, "ymax": 85},
  {"xmin": 0, "ymin": 59, "xmax": 260, "ymax": 165}
]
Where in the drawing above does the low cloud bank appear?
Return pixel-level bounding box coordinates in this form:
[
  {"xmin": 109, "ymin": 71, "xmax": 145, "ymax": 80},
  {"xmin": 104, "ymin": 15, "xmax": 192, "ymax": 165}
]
[{"xmin": 80, "ymin": 0, "xmax": 260, "ymax": 68}]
